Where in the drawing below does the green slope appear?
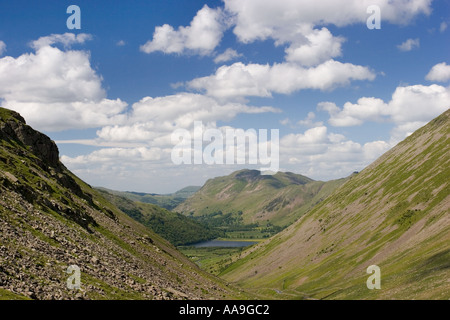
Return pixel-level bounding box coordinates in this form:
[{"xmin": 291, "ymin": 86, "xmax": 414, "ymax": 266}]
[
  {"xmin": 98, "ymin": 189, "xmax": 222, "ymax": 246},
  {"xmin": 0, "ymin": 107, "xmax": 244, "ymax": 300},
  {"xmin": 221, "ymin": 109, "xmax": 450, "ymax": 300},
  {"xmin": 175, "ymin": 169, "xmax": 346, "ymax": 232}
]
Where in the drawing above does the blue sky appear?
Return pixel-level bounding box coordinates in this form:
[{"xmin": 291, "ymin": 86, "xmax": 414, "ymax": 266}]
[{"xmin": 0, "ymin": 0, "xmax": 449, "ymax": 193}]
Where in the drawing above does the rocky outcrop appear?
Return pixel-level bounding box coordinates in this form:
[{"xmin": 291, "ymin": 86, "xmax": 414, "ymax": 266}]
[{"xmin": 0, "ymin": 108, "xmax": 59, "ymax": 168}]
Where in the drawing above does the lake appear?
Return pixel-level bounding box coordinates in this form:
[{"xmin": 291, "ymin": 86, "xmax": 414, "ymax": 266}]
[{"xmin": 190, "ymin": 239, "xmax": 258, "ymax": 248}]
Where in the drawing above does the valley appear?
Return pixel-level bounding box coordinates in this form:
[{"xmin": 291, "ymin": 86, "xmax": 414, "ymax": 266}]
[
  {"xmin": 0, "ymin": 106, "xmax": 448, "ymax": 300},
  {"xmin": 96, "ymin": 170, "xmax": 349, "ymax": 278},
  {"xmin": 1, "ymin": 0, "xmax": 449, "ymax": 304}
]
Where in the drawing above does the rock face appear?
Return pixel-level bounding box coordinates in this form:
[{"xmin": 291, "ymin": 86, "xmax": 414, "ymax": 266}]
[
  {"xmin": 0, "ymin": 109, "xmax": 59, "ymax": 168},
  {"xmin": 0, "ymin": 107, "xmax": 241, "ymax": 300}
]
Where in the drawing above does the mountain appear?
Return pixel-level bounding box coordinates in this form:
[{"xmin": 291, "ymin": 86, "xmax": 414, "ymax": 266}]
[
  {"xmin": 0, "ymin": 107, "xmax": 243, "ymax": 300},
  {"xmin": 97, "ymin": 189, "xmax": 222, "ymax": 246},
  {"xmin": 96, "ymin": 186, "xmax": 201, "ymax": 210},
  {"xmin": 220, "ymin": 109, "xmax": 450, "ymax": 300},
  {"xmin": 172, "ymin": 186, "xmax": 202, "ymax": 198},
  {"xmin": 175, "ymin": 169, "xmax": 346, "ymax": 231}
]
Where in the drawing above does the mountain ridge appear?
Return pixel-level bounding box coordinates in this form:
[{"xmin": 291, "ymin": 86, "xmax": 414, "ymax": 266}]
[{"xmin": 175, "ymin": 168, "xmax": 346, "ymax": 230}]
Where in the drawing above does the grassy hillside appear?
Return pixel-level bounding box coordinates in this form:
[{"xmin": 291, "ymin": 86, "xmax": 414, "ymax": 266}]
[
  {"xmin": 175, "ymin": 169, "xmax": 346, "ymax": 238},
  {"xmin": 98, "ymin": 189, "xmax": 222, "ymax": 246},
  {"xmin": 0, "ymin": 107, "xmax": 244, "ymax": 300},
  {"xmin": 221, "ymin": 109, "xmax": 450, "ymax": 300}
]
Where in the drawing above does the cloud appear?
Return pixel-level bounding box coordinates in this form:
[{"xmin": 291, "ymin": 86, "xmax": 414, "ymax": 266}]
[
  {"xmin": 224, "ymin": 0, "xmax": 431, "ymax": 42},
  {"xmin": 56, "ymin": 139, "xmax": 145, "ymax": 148},
  {"xmin": 140, "ymin": 5, "xmax": 226, "ymax": 56},
  {"xmin": 116, "ymin": 40, "xmax": 126, "ymax": 46},
  {"xmin": 223, "ymin": 0, "xmax": 428, "ymax": 66},
  {"xmin": 95, "ymin": 93, "xmax": 280, "ymax": 144},
  {"xmin": 284, "ymin": 27, "xmax": 345, "ymax": 66},
  {"xmin": 425, "ymin": 62, "xmax": 450, "ymax": 82},
  {"xmin": 388, "ymin": 84, "xmax": 449, "ymax": 124},
  {"xmin": 60, "ymin": 147, "xmax": 176, "ymax": 193},
  {"xmin": 320, "ymin": 84, "xmax": 450, "ymax": 143},
  {"xmin": 317, "ymin": 101, "xmax": 340, "ymax": 114},
  {"xmin": 280, "ymin": 125, "xmax": 391, "ymax": 179},
  {"xmin": 440, "ymin": 21, "xmax": 448, "ymax": 32},
  {"xmin": 0, "ymin": 34, "xmax": 127, "ymax": 131},
  {"xmin": 0, "ymin": 41, "xmax": 6, "ymax": 56},
  {"xmin": 214, "ymin": 48, "xmax": 242, "ymax": 63},
  {"xmin": 140, "ymin": 0, "xmax": 431, "ymax": 61},
  {"xmin": 297, "ymin": 112, "xmax": 323, "ymax": 127},
  {"xmin": 280, "ymin": 118, "xmax": 291, "ymax": 126},
  {"xmin": 321, "ymin": 97, "xmax": 389, "ymax": 127},
  {"xmin": 63, "ymin": 122, "xmax": 393, "ymax": 192},
  {"xmin": 59, "ymin": 90, "xmax": 281, "ymax": 191},
  {"xmin": 397, "ymin": 38, "xmax": 420, "ymax": 51},
  {"xmin": 62, "ymin": 147, "xmax": 164, "ymax": 164},
  {"xmin": 187, "ymin": 60, "xmax": 375, "ymax": 100},
  {"xmin": 30, "ymin": 33, "xmax": 92, "ymax": 50},
  {"xmin": 28, "ymin": 1, "xmax": 438, "ymax": 192}
]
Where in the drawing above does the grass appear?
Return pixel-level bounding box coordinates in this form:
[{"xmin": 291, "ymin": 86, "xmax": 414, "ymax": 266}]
[
  {"xmin": 0, "ymin": 288, "xmax": 31, "ymax": 300},
  {"xmin": 179, "ymin": 243, "xmax": 254, "ymax": 275},
  {"xmin": 81, "ymin": 272, "xmax": 149, "ymax": 300}
]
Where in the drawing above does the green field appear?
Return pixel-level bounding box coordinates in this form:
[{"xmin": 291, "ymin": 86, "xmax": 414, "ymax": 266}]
[
  {"xmin": 178, "ymin": 239, "xmax": 259, "ymax": 275},
  {"xmin": 178, "ymin": 246, "xmax": 244, "ymax": 275}
]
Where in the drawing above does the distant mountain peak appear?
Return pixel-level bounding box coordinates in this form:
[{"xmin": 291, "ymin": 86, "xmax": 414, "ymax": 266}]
[{"xmin": 176, "ymin": 168, "xmax": 343, "ymax": 227}]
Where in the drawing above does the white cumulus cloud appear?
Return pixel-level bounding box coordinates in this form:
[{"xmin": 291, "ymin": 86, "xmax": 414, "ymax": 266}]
[
  {"xmin": 320, "ymin": 84, "xmax": 450, "ymax": 143},
  {"xmin": 284, "ymin": 27, "xmax": 345, "ymax": 66},
  {"xmin": 0, "ymin": 34, "xmax": 127, "ymax": 131},
  {"xmin": 95, "ymin": 93, "xmax": 280, "ymax": 144},
  {"xmin": 425, "ymin": 62, "xmax": 450, "ymax": 82},
  {"xmin": 187, "ymin": 60, "xmax": 375, "ymax": 100},
  {"xmin": 280, "ymin": 125, "xmax": 391, "ymax": 180},
  {"xmin": 224, "ymin": 0, "xmax": 431, "ymax": 43},
  {"xmin": 140, "ymin": 5, "xmax": 226, "ymax": 56},
  {"xmin": 223, "ymin": 0, "xmax": 430, "ymax": 66}
]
